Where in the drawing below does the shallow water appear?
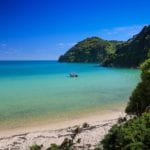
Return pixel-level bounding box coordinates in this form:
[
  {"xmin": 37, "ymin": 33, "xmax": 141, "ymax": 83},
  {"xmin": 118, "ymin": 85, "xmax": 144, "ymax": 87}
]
[{"xmin": 0, "ymin": 61, "xmax": 140, "ymax": 129}]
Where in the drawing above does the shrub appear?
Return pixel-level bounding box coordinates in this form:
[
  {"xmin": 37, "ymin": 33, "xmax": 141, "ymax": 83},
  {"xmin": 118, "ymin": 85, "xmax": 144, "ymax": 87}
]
[
  {"xmin": 101, "ymin": 112, "xmax": 150, "ymax": 150},
  {"xmin": 82, "ymin": 122, "xmax": 89, "ymax": 128},
  {"xmin": 46, "ymin": 144, "xmax": 59, "ymax": 150},
  {"xmin": 30, "ymin": 144, "xmax": 42, "ymax": 150},
  {"xmin": 126, "ymin": 59, "xmax": 150, "ymax": 115}
]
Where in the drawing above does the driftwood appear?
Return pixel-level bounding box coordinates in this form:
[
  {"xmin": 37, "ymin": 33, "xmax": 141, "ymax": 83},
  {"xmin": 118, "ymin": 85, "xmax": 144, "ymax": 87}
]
[{"xmin": 0, "ymin": 119, "xmax": 118, "ymax": 150}]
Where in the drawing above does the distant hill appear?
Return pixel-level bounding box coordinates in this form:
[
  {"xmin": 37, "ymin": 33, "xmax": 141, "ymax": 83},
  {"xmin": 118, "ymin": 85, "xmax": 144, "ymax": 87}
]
[
  {"xmin": 102, "ymin": 25, "xmax": 150, "ymax": 67},
  {"xmin": 58, "ymin": 25, "xmax": 150, "ymax": 68},
  {"xmin": 58, "ymin": 37, "xmax": 122, "ymax": 63}
]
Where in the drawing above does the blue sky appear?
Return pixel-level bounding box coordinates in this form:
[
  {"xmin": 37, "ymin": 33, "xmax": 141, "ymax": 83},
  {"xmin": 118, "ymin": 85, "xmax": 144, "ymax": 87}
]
[{"xmin": 0, "ymin": 0, "xmax": 150, "ymax": 60}]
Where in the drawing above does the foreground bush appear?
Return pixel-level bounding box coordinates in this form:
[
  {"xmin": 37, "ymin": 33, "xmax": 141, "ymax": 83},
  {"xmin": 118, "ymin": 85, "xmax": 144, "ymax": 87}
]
[
  {"xmin": 126, "ymin": 59, "xmax": 150, "ymax": 115},
  {"xmin": 101, "ymin": 112, "xmax": 150, "ymax": 150},
  {"xmin": 30, "ymin": 144, "xmax": 42, "ymax": 150}
]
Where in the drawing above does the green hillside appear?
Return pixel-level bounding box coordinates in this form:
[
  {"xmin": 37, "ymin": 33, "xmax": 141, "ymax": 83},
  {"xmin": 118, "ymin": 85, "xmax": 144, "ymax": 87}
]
[
  {"xmin": 59, "ymin": 25, "xmax": 150, "ymax": 68},
  {"xmin": 58, "ymin": 37, "xmax": 122, "ymax": 63},
  {"xmin": 102, "ymin": 25, "xmax": 150, "ymax": 67}
]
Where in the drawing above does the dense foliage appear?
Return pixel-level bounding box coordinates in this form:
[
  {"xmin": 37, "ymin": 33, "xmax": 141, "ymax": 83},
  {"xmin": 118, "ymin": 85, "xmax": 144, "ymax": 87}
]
[
  {"xmin": 59, "ymin": 25, "xmax": 150, "ymax": 68},
  {"xmin": 101, "ymin": 112, "xmax": 150, "ymax": 150},
  {"xmin": 101, "ymin": 58, "xmax": 150, "ymax": 149},
  {"xmin": 125, "ymin": 59, "xmax": 150, "ymax": 115},
  {"xmin": 59, "ymin": 37, "xmax": 122, "ymax": 63},
  {"xmin": 102, "ymin": 25, "xmax": 150, "ymax": 67}
]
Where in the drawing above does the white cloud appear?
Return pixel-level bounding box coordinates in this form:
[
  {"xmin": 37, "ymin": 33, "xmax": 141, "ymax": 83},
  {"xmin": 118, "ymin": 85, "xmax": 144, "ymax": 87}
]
[
  {"xmin": 1, "ymin": 43, "xmax": 7, "ymax": 47},
  {"xmin": 0, "ymin": 42, "xmax": 22, "ymax": 57},
  {"xmin": 58, "ymin": 42, "xmax": 76, "ymax": 49},
  {"xmin": 58, "ymin": 43, "xmax": 65, "ymax": 47},
  {"xmin": 99, "ymin": 25, "xmax": 145, "ymax": 41}
]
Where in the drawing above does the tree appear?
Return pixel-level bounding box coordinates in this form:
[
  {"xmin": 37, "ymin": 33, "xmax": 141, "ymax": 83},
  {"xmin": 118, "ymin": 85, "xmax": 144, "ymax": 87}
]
[{"xmin": 125, "ymin": 59, "xmax": 150, "ymax": 115}]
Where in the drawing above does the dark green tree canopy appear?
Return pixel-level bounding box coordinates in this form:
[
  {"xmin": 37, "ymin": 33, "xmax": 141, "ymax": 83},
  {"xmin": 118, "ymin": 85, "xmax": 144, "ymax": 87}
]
[
  {"xmin": 125, "ymin": 59, "xmax": 150, "ymax": 115},
  {"xmin": 101, "ymin": 58, "xmax": 150, "ymax": 150},
  {"xmin": 102, "ymin": 25, "xmax": 150, "ymax": 67},
  {"xmin": 58, "ymin": 37, "xmax": 122, "ymax": 63},
  {"xmin": 101, "ymin": 112, "xmax": 150, "ymax": 150}
]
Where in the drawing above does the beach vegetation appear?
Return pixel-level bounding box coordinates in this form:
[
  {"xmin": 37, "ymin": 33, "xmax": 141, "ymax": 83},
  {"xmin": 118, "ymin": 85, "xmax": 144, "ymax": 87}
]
[
  {"xmin": 46, "ymin": 126, "xmax": 83, "ymax": 150},
  {"xmin": 101, "ymin": 58, "xmax": 150, "ymax": 149},
  {"xmin": 125, "ymin": 59, "xmax": 150, "ymax": 115},
  {"xmin": 101, "ymin": 112, "xmax": 150, "ymax": 150},
  {"xmin": 46, "ymin": 138, "xmax": 73, "ymax": 150},
  {"xmin": 30, "ymin": 144, "xmax": 43, "ymax": 150},
  {"xmin": 82, "ymin": 122, "xmax": 90, "ymax": 128},
  {"xmin": 46, "ymin": 143, "xmax": 59, "ymax": 150}
]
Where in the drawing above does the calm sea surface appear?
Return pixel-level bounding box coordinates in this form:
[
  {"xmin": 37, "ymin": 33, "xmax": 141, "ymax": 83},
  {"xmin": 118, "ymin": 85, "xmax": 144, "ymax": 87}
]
[{"xmin": 0, "ymin": 61, "xmax": 140, "ymax": 129}]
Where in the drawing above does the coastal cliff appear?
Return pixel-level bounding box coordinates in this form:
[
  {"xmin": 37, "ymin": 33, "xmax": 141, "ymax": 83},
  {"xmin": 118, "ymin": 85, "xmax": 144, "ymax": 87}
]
[
  {"xmin": 103, "ymin": 25, "xmax": 150, "ymax": 67},
  {"xmin": 59, "ymin": 25, "xmax": 150, "ymax": 68},
  {"xmin": 58, "ymin": 37, "xmax": 122, "ymax": 63}
]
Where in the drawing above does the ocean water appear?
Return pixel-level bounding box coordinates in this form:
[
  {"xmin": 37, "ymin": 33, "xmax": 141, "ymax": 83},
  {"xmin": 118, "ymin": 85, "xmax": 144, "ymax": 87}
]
[{"xmin": 0, "ymin": 61, "xmax": 140, "ymax": 129}]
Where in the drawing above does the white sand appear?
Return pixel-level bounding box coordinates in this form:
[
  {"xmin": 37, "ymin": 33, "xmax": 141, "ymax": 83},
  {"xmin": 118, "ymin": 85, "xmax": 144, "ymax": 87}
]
[{"xmin": 0, "ymin": 110, "xmax": 125, "ymax": 150}]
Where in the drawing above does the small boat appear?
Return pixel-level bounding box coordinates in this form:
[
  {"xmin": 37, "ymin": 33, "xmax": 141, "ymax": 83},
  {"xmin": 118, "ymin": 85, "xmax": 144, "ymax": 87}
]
[{"xmin": 69, "ymin": 72, "xmax": 78, "ymax": 77}]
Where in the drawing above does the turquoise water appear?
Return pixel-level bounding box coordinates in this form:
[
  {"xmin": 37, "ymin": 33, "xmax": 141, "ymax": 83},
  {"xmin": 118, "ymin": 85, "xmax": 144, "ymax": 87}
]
[{"xmin": 0, "ymin": 61, "xmax": 140, "ymax": 129}]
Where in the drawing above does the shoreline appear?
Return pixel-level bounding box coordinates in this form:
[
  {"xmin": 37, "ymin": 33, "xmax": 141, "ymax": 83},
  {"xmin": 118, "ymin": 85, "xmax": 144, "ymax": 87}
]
[
  {"xmin": 0, "ymin": 109, "xmax": 125, "ymax": 149},
  {"xmin": 0, "ymin": 108, "xmax": 125, "ymax": 138}
]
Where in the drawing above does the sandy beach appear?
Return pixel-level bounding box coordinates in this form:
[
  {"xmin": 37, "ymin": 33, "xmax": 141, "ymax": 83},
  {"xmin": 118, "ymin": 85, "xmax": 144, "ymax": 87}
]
[
  {"xmin": 0, "ymin": 61, "xmax": 139, "ymax": 149},
  {"xmin": 0, "ymin": 110, "xmax": 125, "ymax": 150}
]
